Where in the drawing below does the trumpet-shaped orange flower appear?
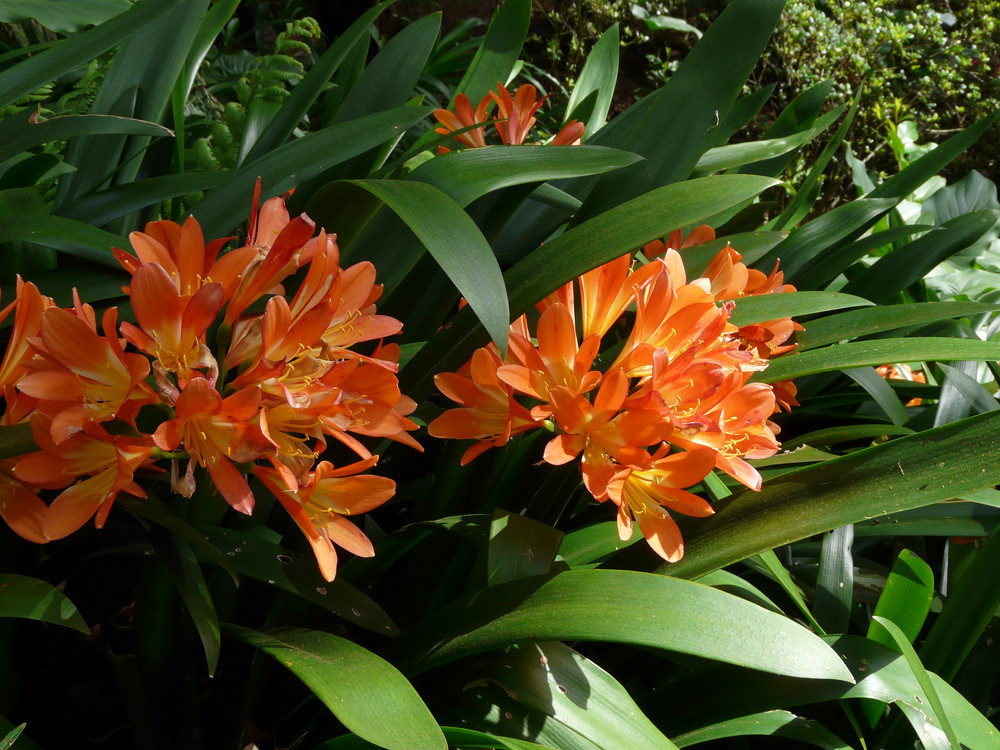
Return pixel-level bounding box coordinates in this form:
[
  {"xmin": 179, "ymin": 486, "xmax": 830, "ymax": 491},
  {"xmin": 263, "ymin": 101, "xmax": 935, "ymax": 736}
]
[
  {"xmin": 12, "ymin": 413, "xmax": 155, "ymax": 540},
  {"xmin": 152, "ymin": 377, "xmax": 274, "ymax": 514},
  {"xmin": 606, "ymin": 446, "xmax": 716, "ymax": 562},
  {"xmin": 433, "ymin": 92, "xmax": 492, "ymax": 149},
  {"xmin": 18, "ymin": 306, "xmax": 156, "ymax": 443},
  {"xmin": 254, "ymin": 458, "xmax": 395, "ymax": 581}
]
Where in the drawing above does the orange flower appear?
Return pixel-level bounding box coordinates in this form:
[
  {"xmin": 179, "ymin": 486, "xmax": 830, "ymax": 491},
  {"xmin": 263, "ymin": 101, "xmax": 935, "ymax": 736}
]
[
  {"xmin": 254, "ymin": 458, "xmax": 395, "ymax": 581},
  {"xmin": 152, "ymin": 377, "xmax": 274, "ymax": 514},
  {"xmin": 0, "ymin": 461, "xmax": 47, "ymax": 544},
  {"xmin": 17, "ymin": 306, "xmax": 156, "ymax": 443},
  {"xmin": 429, "ymin": 347, "xmax": 540, "ymax": 464},
  {"xmin": 12, "ymin": 413, "xmax": 155, "ymax": 540},
  {"xmin": 433, "ymin": 92, "xmax": 493, "ymax": 150},
  {"xmin": 606, "ymin": 446, "xmax": 716, "ymax": 562}
]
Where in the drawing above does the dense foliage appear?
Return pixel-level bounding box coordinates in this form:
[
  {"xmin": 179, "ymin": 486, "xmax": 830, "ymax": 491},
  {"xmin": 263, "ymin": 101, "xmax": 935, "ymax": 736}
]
[{"xmin": 1, "ymin": 1, "xmax": 999, "ymax": 749}]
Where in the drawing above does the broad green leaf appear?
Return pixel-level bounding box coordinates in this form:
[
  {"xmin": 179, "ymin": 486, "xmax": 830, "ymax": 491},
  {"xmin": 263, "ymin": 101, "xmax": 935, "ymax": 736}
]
[
  {"xmin": 921, "ymin": 525, "xmax": 1000, "ymax": 681},
  {"xmin": 813, "ymin": 526, "xmax": 855, "ymax": 635},
  {"xmin": 852, "ymin": 502, "xmax": 999, "ymax": 538},
  {"xmin": 402, "ymin": 174, "xmax": 778, "ymax": 399},
  {"xmin": 742, "ymin": 78, "xmax": 833, "ymax": 177},
  {"xmin": 0, "ymin": 110, "xmax": 172, "ymax": 164},
  {"xmin": 673, "ymin": 710, "xmax": 851, "ymax": 749},
  {"xmin": 726, "ymin": 291, "xmax": 871, "ymax": 327},
  {"xmin": 756, "ymin": 338, "xmax": 1000, "ymax": 383},
  {"xmin": 663, "ymin": 409, "xmax": 1000, "ymax": 580},
  {"xmin": 341, "ymin": 179, "xmax": 509, "ymax": 355},
  {"xmin": 657, "ymin": 636, "xmax": 997, "ymax": 747},
  {"xmin": 453, "ymin": 642, "xmax": 677, "ymax": 750},
  {"xmin": 0, "ymin": 574, "xmax": 88, "ymax": 633},
  {"xmin": 709, "ymin": 85, "xmax": 776, "ymax": 149},
  {"xmin": 581, "ymin": 0, "xmax": 784, "ymax": 216},
  {"xmin": 246, "ymin": 2, "xmax": 391, "ymax": 162},
  {"xmin": 693, "ymin": 569, "xmax": 784, "ymax": 614},
  {"xmin": 872, "ymin": 616, "xmax": 959, "ymax": 749},
  {"xmin": 199, "ymin": 527, "xmax": 399, "ymax": 635},
  {"xmin": 227, "ymin": 626, "xmax": 446, "ymax": 750},
  {"xmin": 192, "ymin": 106, "xmax": 433, "ymax": 238},
  {"xmin": 395, "ymin": 569, "xmax": 854, "ymax": 682},
  {"xmin": 841, "ymin": 210, "xmax": 1000, "ymax": 303},
  {"xmin": 921, "ymin": 169, "xmax": 999, "ymax": 225},
  {"xmin": 57, "ymin": 171, "xmax": 229, "ymax": 226},
  {"xmin": 842, "ymin": 367, "xmax": 910, "ymax": 427},
  {"xmin": 409, "ymin": 145, "xmax": 643, "ymax": 209},
  {"xmin": 693, "ymin": 106, "xmax": 842, "ymax": 176},
  {"xmin": 792, "ymin": 224, "xmax": 932, "ymax": 290},
  {"xmin": 757, "ymin": 198, "xmax": 898, "ymax": 280},
  {"xmin": 61, "ymin": 0, "xmax": 208, "ymax": 202},
  {"xmin": 565, "ymin": 24, "xmax": 619, "ymax": 137},
  {"xmin": 0, "ymin": 0, "xmax": 179, "ymax": 109},
  {"xmin": 783, "ymin": 424, "xmax": 913, "ymax": 450},
  {"xmin": 148, "ymin": 529, "xmax": 220, "ymax": 675},
  {"xmin": 938, "ymin": 362, "xmax": 1000, "ymax": 415},
  {"xmin": 0, "ymin": 215, "xmax": 124, "ymax": 266},
  {"xmin": 559, "ymin": 521, "xmax": 639, "ymax": 567},
  {"xmin": 453, "ymin": 0, "xmax": 530, "ymax": 105},
  {"xmin": 0, "ymin": 0, "xmax": 130, "ymax": 33},
  {"xmin": 797, "ymin": 301, "xmax": 1000, "ymax": 350},
  {"xmin": 641, "ymin": 14, "xmax": 702, "ymax": 36},
  {"xmin": 312, "ymin": 727, "xmax": 555, "ymax": 750},
  {"xmin": 487, "ymin": 510, "xmax": 563, "ymax": 586},
  {"xmin": 748, "ymin": 549, "xmax": 823, "ymax": 632},
  {"xmin": 868, "ymin": 550, "xmax": 934, "ymax": 647},
  {"xmin": 0, "ymin": 722, "xmax": 25, "ymax": 750}
]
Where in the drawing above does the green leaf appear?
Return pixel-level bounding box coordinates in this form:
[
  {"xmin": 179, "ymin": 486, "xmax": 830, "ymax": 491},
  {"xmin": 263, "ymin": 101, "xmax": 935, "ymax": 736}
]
[
  {"xmin": 395, "ymin": 569, "xmax": 854, "ymax": 683},
  {"xmin": 488, "ymin": 510, "xmax": 563, "ymax": 586},
  {"xmin": 0, "ymin": 574, "xmax": 89, "ymax": 633},
  {"xmin": 872, "ymin": 616, "xmax": 959, "ymax": 749},
  {"xmin": 0, "ymin": 0, "xmax": 130, "ymax": 33},
  {"xmin": 453, "ymin": 642, "xmax": 678, "ymax": 750},
  {"xmin": 681, "ymin": 231, "xmax": 784, "ymax": 279},
  {"xmin": 852, "ymin": 502, "xmax": 1000, "ymax": 538},
  {"xmin": 565, "ymin": 24, "xmax": 619, "ymax": 137},
  {"xmin": 0, "ymin": 111, "xmax": 172, "ymax": 164},
  {"xmin": 748, "ymin": 549, "xmax": 823, "ymax": 632},
  {"xmin": 226, "ymin": 625, "xmax": 447, "ymax": 750},
  {"xmin": 192, "ymin": 106, "xmax": 433, "ymax": 238},
  {"xmin": 0, "ymin": 215, "xmax": 124, "ymax": 266},
  {"xmin": 0, "ymin": 722, "xmax": 25, "ymax": 750},
  {"xmin": 342, "ymin": 179, "xmax": 509, "ymax": 355},
  {"xmin": 693, "ymin": 106, "xmax": 842, "ymax": 176},
  {"xmin": 148, "ymin": 529, "xmax": 220, "ymax": 675},
  {"xmin": 558, "ymin": 521, "xmax": 639, "ymax": 568},
  {"xmin": 581, "ymin": 0, "xmax": 784, "ymax": 216},
  {"xmin": 401, "ymin": 174, "xmax": 778, "ymax": 399},
  {"xmin": 757, "ymin": 338, "xmax": 1000, "ymax": 383},
  {"xmin": 0, "ymin": 0, "xmax": 179, "ymax": 109},
  {"xmin": 727, "ymin": 291, "xmax": 871, "ymax": 327},
  {"xmin": 938, "ymin": 362, "xmax": 1000, "ymax": 415},
  {"xmin": 783, "ymin": 424, "xmax": 913, "ymax": 450},
  {"xmin": 869, "ymin": 550, "xmax": 934, "ymax": 647},
  {"xmin": 312, "ymin": 727, "xmax": 555, "ymax": 750},
  {"xmin": 840, "ymin": 210, "xmax": 1000, "ymax": 303},
  {"xmin": 662, "ymin": 409, "xmax": 1000, "ymax": 580},
  {"xmin": 199, "ymin": 527, "xmax": 398, "ymax": 635},
  {"xmin": 453, "ymin": 0, "xmax": 530, "ymax": 105},
  {"xmin": 408, "ymin": 145, "xmax": 643, "ymax": 209},
  {"xmin": 921, "ymin": 525, "xmax": 1000, "ymax": 681},
  {"xmin": 673, "ymin": 710, "xmax": 851, "ymax": 749},
  {"xmin": 0, "ymin": 423, "xmax": 35, "ymax": 458},
  {"xmin": 694, "ymin": 569, "xmax": 784, "ymax": 614},
  {"xmin": 813, "ymin": 525, "xmax": 854, "ymax": 634},
  {"xmin": 57, "ymin": 171, "xmax": 229, "ymax": 226},
  {"xmin": 797, "ymin": 302, "xmax": 1000, "ymax": 350},
  {"xmin": 842, "ymin": 367, "xmax": 910, "ymax": 427}
]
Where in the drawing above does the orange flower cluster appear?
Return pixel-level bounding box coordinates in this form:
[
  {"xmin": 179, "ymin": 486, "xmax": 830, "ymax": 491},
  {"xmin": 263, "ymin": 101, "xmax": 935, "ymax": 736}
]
[
  {"xmin": 432, "ymin": 82, "xmax": 585, "ymax": 152},
  {"xmin": 429, "ymin": 232, "xmax": 800, "ymax": 562},
  {"xmin": 0, "ymin": 193, "xmax": 417, "ymax": 581}
]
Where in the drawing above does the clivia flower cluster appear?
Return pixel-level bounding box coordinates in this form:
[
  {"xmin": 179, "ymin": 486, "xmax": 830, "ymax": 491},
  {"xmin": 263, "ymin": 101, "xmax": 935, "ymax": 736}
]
[
  {"xmin": 0, "ymin": 189, "xmax": 418, "ymax": 581},
  {"xmin": 432, "ymin": 82, "xmax": 585, "ymax": 151},
  {"xmin": 429, "ymin": 228, "xmax": 800, "ymax": 562}
]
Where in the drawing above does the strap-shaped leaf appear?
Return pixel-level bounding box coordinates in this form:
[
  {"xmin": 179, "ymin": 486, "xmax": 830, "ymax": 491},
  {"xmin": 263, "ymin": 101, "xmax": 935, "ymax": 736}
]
[
  {"xmin": 191, "ymin": 106, "xmax": 432, "ymax": 237},
  {"xmin": 797, "ymin": 301, "xmax": 1000, "ymax": 350},
  {"xmin": 453, "ymin": 0, "xmax": 530, "ymax": 105},
  {"xmin": 0, "ymin": 110, "xmax": 171, "ymax": 163},
  {"xmin": 0, "ymin": 0, "xmax": 180, "ymax": 109},
  {"xmin": 0, "ymin": 574, "xmax": 89, "ymax": 633},
  {"xmin": 227, "ymin": 626, "xmax": 447, "ymax": 750},
  {"xmin": 342, "ymin": 179, "xmax": 509, "ymax": 355},
  {"xmin": 663, "ymin": 409, "xmax": 1000, "ymax": 580},
  {"xmin": 673, "ymin": 710, "xmax": 851, "ymax": 749},
  {"xmin": 0, "ymin": 215, "xmax": 126, "ymax": 266},
  {"xmin": 726, "ymin": 291, "xmax": 871, "ymax": 327},
  {"xmin": 565, "ymin": 24, "xmax": 619, "ymax": 137},
  {"xmin": 756, "ymin": 337, "xmax": 1000, "ymax": 383},
  {"xmin": 394, "ymin": 569, "xmax": 854, "ymax": 683},
  {"xmin": 401, "ymin": 174, "xmax": 777, "ymax": 399}
]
